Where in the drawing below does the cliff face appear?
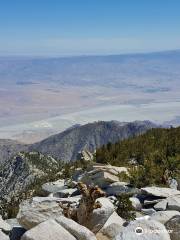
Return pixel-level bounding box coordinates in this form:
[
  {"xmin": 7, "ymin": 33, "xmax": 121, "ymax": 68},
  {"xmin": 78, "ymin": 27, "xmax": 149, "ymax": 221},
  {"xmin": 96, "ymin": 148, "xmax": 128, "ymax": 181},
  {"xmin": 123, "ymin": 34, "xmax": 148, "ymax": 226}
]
[
  {"xmin": 0, "ymin": 152, "xmax": 60, "ymax": 202},
  {"xmin": 0, "ymin": 139, "xmax": 27, "ymax": 164}
]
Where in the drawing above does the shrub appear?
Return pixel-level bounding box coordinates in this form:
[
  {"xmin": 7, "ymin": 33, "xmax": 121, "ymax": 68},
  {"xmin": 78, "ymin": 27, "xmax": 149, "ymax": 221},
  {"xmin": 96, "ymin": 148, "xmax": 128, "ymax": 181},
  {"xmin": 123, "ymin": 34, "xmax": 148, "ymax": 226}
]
[{"xmin": 116, "ymin": 194, "xmax": 136, "ymax": 221}]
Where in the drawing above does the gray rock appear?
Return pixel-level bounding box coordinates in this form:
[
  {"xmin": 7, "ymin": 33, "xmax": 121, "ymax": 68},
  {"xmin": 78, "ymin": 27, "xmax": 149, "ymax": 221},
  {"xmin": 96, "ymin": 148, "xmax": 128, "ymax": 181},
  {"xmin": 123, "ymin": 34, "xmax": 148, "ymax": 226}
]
[
  {"xmin": 141, "ymin": 186, "xmax": 180, "ymax": 198},
  {"xmin": 17, "ymin": 197, "xmax": 63, "ymax": 230},
  {"xmin": 21, "ymin": 219, "xmax": 76, "ymax": 240},
  {"xmin": 41, "ymin": 180, "xmax": 66, "ymax": 196},
  {"xmin": 114, "ymin": 219, "xmax": 171, "ymax": 240},
  {"xmin": 56, "ymin": 216, "xmax": 97, "ymax": 240},
  {"xmin": 56, "ymin": 195, "xmax": 81, "ymax": 205},
  {"xmin": 5, "ymin": 219, "xmax": 20, "ymax": 228},
  {"xmin": 151, "ymin": 210, "xmax": 180, "ymax": 224},
  {"xmin": 0, "ymin": 230, "xmax": 9, "ymax": 240},
  {"xmin": 129, "ymin": 197, "xmax": 142, "ymax": 210},
  {"xmin": 99, "ymin": 212, "xmax": 124, "ymax": 239},
  {"xmin": 89, "ymin": 165, "xmax": 128, "ymax": 176},
  {"xmin": 154, "ymin": 200, "xmax": 168, "ymax": 211},
  {"xmin": 141, "ymin": 208, "xmax": 156, "ymax": 215},
  {"xmin": 53, "ymin": 188, "xmax": 78, "ymax": 198},
  {"xmin": 106, "ymin": 182, "xmax": 137, "ymax": 196},
  {"xmin": 154, "ymin": 195, "xmax": 180, "ymax": 211},
  {"xmin": 165, "ymin": 215, "xmax": 180, "ymax": 240},
  {"xmin": 166, "ymin": 195, "xmax": 180, "ymax": 211},
  {"xmin": 144, "ymin": 199, "xmax": 162, "ymax": 206},
  {"xmin": 0, "ymin": 215, "xmax": 11, "ymax": 233},
  {"xmin": 80, "ymin": 169, "xmax": 120, "ymax": 188}
]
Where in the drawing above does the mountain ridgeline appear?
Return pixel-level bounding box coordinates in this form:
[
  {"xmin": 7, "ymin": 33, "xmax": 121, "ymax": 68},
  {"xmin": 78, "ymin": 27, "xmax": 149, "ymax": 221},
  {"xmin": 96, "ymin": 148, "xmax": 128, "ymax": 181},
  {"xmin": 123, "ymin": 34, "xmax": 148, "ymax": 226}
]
[
  {"xmin": 0, "ymin": 120, "xmax": 156, "ymax": 164},
  {"xmin": 29, "ymin": 120, "xmax": 156, "ymax": 162}
]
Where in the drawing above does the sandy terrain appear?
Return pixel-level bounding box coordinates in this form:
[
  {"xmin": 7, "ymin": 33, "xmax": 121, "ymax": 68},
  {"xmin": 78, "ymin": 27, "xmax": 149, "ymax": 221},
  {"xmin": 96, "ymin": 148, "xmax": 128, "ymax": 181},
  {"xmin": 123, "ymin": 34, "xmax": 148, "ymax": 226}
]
[{"xmin": 0, "ymin": 51, "xmax": 180, "ymax": 142}]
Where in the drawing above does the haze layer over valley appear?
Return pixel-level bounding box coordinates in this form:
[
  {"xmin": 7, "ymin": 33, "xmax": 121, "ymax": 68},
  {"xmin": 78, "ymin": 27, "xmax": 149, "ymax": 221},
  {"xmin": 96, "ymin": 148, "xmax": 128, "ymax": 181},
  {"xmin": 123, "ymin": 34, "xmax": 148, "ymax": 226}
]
[{"xmin": 0, "ymin": 50, "xmax": 180, "ymax": 143}]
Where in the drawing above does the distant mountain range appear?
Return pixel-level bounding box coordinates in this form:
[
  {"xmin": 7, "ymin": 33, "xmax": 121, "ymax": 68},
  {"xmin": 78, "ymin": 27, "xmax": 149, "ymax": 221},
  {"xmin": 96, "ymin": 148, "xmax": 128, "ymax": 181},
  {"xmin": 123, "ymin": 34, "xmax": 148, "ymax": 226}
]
[
  {"xmin": 1, "ymin": 50, "xmax": 180, "ymax": 88},
  {"xmin": 163, "ymin": 116, "xmax": 180, "ymax": 127},
  {"xmin": 0, "ymin": 120, "xmax": 157, "ymax": 164}
]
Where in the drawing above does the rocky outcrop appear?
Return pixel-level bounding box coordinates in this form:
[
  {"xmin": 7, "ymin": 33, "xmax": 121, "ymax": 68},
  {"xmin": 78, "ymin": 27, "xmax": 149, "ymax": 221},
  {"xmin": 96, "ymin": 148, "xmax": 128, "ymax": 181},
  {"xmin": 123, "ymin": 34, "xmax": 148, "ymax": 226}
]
[
  {"xmin": 80, "ymin": 170, "xmax": 120, "ymax": 189},
  {"xmin": 89, "ymin": 165, "xmax": 128, "ymax": 175},
  {"xmin": 0, "ymin": 152, "xmax": 61, "ymax": 203},
  {"xmin": 0, "ymin": 139, "xmax": 27, "ymax": 165},
  {"xmin": 2, "ymin": 163, "xmax": 179, "ymax": 240},
  {"xmin": 17, "ymin": 197, "xmax": 63, "ymax": 229},
  {"xmin": 77, "ymin": 164, "xmax": 128, "ymax": 189}
]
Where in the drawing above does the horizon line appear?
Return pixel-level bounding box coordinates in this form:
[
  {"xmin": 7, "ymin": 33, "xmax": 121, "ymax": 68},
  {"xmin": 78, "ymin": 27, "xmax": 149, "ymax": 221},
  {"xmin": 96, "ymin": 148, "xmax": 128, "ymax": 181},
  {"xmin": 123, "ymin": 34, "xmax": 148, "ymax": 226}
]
[{"xmin": 0, "ymin": 48, "xmax": 179, "ymax": 59}]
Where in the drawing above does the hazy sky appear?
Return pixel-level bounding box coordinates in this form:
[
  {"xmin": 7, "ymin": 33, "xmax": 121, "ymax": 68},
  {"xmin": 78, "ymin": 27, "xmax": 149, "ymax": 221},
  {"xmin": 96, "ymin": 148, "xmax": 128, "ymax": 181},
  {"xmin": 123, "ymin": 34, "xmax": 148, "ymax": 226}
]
[{"xmin": 0, "ymin": 0, "xmax": 180, "ymax": 56}]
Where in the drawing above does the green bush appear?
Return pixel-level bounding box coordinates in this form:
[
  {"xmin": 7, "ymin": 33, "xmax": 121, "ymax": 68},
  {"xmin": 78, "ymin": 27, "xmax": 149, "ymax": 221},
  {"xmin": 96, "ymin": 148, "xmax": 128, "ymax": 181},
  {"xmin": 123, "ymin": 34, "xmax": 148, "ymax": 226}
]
[{"xmin": 116, "ymin": 194, "xmax": 136, "ymax": 221}]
